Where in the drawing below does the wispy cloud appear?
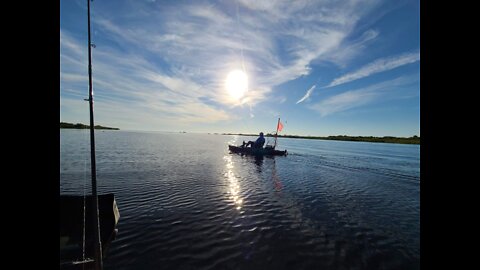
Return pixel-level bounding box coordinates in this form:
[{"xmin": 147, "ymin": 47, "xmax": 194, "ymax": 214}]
[
  {"xmin": 310, "ymin": 74, "xmax": 419, "ymax": 116},
  {"xmin": 60, "ymin": 30, "xmax": 231, "ymax": 129},
  {"xmin": 91, "ymin": 0, "xmax": 382, "ymax": 106},
  {"xmin": 324, "ymin": 29, "xmax": 379, "ymax": 67},
  {"xmin": 61, "ymin": 0, "xmax": 388, "ymax": 130},
  {"xmin": 325, "ymin": 50, "xmax": 420, "ymax": 88},
  {"xmin": 296, "ymin": 85, "xmax": 316, "ymax": 104}
]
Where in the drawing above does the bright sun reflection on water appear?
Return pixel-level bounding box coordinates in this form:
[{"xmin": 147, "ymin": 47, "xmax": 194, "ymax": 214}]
[{"xmin": 224, "ymin": 153, "xmax": 243, "ymax": 210}]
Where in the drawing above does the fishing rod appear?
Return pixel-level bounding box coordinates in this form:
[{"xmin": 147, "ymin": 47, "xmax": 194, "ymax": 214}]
[{"xmin": 86, "ymin": 0, "xmax": 103, "ymax": 269}]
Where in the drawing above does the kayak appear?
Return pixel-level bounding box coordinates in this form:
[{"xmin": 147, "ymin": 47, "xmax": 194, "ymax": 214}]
[{"xmin": 228, "ymin": 145, "xmax": 287, "ymax": 156}]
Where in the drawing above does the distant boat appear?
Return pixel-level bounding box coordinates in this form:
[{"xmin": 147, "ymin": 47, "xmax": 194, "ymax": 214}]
[
  {"xmin": 228, "ymin": 118, "xmax": 287, "ymax": 156},
  {"xmin": 60, "ymin": 1, "xmax": 119, "ymax": 269}
]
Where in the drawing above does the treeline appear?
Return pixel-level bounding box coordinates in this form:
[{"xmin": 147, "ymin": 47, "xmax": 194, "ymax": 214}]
[
  {"xmin": 60, "ymin": 122, "xmax": 119, "ymax": 130},
  {"xmin": 279, "ymin": 135, "xmax": 419, "ymax": 144},
  {"xmin": 222, "ymin": 133, "xmax": 420, "ymax": 145}
]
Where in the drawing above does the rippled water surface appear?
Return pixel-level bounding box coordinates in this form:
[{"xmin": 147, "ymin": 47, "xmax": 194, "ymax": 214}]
[{"xmin": 60, "ymin": 130, "xmax": 420, "ymax": 270}]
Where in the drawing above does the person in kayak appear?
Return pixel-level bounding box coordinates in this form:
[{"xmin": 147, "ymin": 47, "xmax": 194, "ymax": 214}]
[{"xmin": 243, "ymin": 132, "xmax": 265, "ymax": 149}]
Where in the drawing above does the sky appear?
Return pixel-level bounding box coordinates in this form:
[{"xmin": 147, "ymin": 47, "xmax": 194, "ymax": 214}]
[{"xmin": 60, "ymin": 0, "xmax": 420, "ymax": 137}]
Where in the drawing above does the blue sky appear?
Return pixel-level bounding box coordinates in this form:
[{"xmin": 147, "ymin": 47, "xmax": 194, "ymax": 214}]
[{"xmin": 60, "ymin": 0, "xmax": 420, "ymax": 137}]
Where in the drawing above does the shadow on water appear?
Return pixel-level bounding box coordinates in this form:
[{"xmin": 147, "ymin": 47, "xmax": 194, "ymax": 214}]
[
  {"xmin": 237, "ymin": 154, "xmax": 284, "ymax": 193},
  {"xmin": 271, "ymin": 158, "xmax": 283, "ymax": 192},
  {"xmin": 254, "ymin": 155, "xmax": 263, "ymax": 168},
  {"xmin": 234, "ymin": 153, "xmax": 265, "ymax": 171}
]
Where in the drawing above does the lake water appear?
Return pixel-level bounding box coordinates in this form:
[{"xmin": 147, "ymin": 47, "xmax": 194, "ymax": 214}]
[{"xmin": 60, "ymin": 130, "xmax": 420, "ymax": 270}]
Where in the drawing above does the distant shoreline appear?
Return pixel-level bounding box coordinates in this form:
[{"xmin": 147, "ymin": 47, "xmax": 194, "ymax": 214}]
[
  {"xmin": 222, "ymin": 133, "xmax": 420, "ymax": 145},
  {"xmin": 60, "ymin": 122, "xmax": 119, "ymax": 130}
]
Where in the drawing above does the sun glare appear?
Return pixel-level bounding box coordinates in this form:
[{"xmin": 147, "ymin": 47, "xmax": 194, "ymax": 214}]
[{"xmin": 226, "ymin": 70, "xmax": 248, "ymax": 100}]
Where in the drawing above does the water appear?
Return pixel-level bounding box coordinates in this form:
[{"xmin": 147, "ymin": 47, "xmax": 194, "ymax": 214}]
[{"xmin": 60, "ymin": 130, "xmax": 420, "ymax": 270}]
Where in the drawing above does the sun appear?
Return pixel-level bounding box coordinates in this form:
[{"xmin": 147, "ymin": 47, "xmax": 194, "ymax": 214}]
[{"xmin": 226, "ymin": 70, "xmax": 248, "ymax": 100}]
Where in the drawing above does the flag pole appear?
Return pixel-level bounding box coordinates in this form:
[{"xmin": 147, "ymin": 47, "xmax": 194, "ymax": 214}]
[{"xmin": 274, "ymin": 117, "xmax": 280, "ymax": 149}]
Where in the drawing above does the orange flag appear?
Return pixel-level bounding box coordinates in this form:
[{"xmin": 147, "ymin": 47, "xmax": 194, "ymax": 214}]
[{"xmin": 277, "ymin": 121, "xmax": 283, "ymax": 132}]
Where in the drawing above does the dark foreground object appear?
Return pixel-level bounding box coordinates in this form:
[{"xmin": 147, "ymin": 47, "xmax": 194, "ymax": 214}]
[
  {"xmin": 60, "ymin": 194, "xmax": 120, "ymax": 269},
  {"xmin": 229, "ymin": 145, "xmax": 287, "ymax": 156}
]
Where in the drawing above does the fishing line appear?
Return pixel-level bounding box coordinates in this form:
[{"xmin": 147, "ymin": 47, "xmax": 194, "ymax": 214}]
[
  {"xmin": 235, "ymin": 0, "xmax": 250, "ymax": 136},
  {"xmin": 82, "ymin": 96, "xmax": 90, "ymax": 264},
  {"xmin": 235, "ymin": 0, "xmax": 246, "ymax": 74}
]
